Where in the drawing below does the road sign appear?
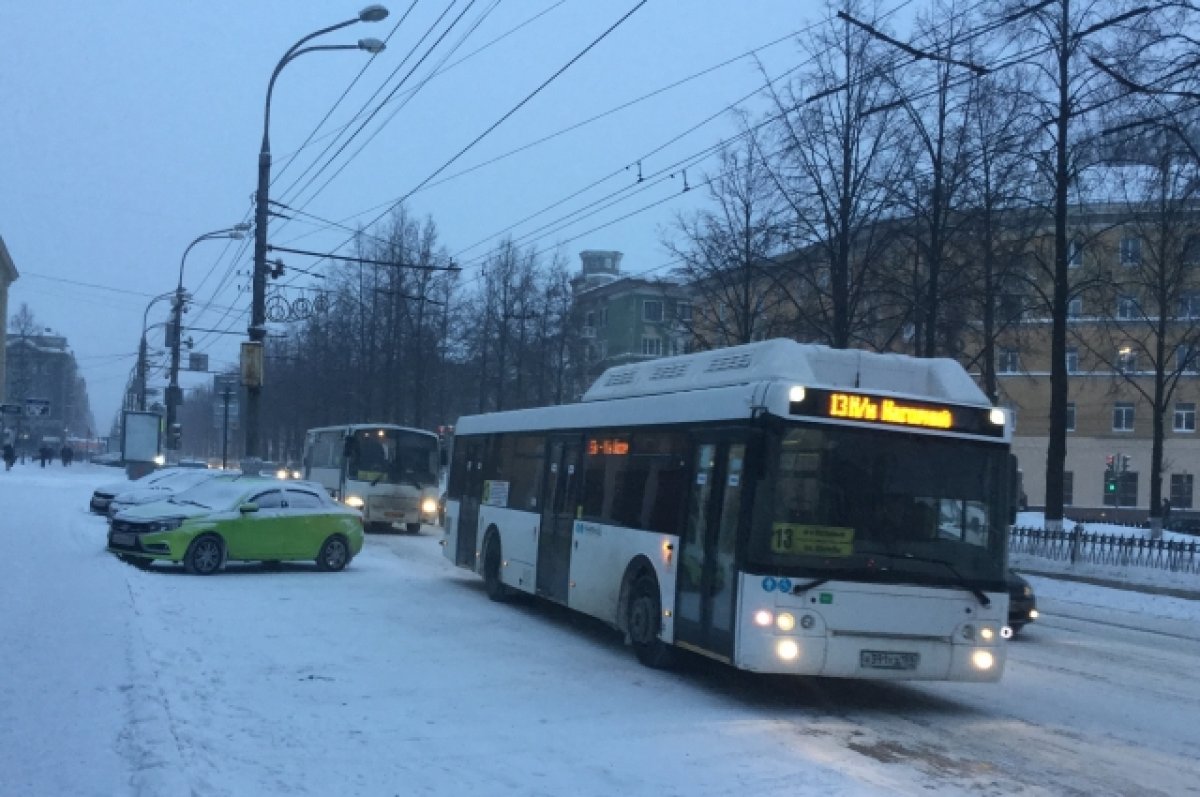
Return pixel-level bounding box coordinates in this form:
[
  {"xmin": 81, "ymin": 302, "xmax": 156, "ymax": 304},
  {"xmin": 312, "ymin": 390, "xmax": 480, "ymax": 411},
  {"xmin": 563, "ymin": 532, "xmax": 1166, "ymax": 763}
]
[
  {"xmin": 189, "ymin": 352, "xmax": 209, "ymax": 372},
  {"xmin": 0, "ymin": 403, "xmax": 21, "ymax": 416},
  {"xmin": 24, "ymin": 398, "xmax": 51, "ymax": 417}
]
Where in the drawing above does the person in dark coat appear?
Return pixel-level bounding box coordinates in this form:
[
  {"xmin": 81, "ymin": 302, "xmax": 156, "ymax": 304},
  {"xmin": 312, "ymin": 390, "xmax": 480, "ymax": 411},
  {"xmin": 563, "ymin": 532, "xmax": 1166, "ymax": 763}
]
[
  {"xmin": 39, "ymin": 445, "xmax": 50, "ymax": 467},
  {"xmin": 2, "ymin": 443, "xmax": 14, "ymax": 471},
  {"xmin": 61, "ymin": 444, "xmax": 73, "ymax": 466}
]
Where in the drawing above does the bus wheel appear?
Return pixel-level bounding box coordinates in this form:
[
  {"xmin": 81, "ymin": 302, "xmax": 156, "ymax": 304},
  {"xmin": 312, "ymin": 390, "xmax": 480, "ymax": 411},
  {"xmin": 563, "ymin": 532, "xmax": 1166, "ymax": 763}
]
[
  {"xmin": 483, "ymin": 533, "xmax": 509, "ymax": 602},
  {"xmin": 628, "ymin": 575, "xmax": 674, "ymax": 669},
  {"xmin": 406, "ymin": 523, "xmax": 421, "ymax": 535}
]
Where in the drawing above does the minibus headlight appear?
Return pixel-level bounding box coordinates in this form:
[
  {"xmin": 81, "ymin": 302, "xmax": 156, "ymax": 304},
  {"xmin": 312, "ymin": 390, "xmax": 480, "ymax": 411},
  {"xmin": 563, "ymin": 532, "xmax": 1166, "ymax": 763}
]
[
  {"xmin": 345, "ymin": 495, "xmax": 365, "ymax": 509},
  {"xmin": 421, "ymin": 497, "xmax": 439, "ymax": 515}
]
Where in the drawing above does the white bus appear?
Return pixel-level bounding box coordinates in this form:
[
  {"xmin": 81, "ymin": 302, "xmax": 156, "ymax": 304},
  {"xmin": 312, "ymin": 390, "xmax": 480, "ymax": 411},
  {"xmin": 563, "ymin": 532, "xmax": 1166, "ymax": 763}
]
[
  {"xmin": 304, "ymin": 423, "xmax": 441, "ymax": 533},
  {"xmin": 442, "ymin": 339, "xmax": 1016, "ymax": 681}
]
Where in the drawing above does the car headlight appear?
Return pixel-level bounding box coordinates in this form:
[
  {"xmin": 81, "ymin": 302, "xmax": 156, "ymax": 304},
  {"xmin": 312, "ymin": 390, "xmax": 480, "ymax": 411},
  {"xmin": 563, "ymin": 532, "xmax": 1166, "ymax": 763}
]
[
  {"xmin": 421, "ymin": 497, "xmax": 438, "ymax": 515},
  {"xmin": 145, "ymin": 517, "xmax": 185, "ymax": 533},
  {"xmin": 345, "ymin": 495, "xmax": 365, "ymax": 509},
  {"xmin": 291, "ymin": 470, "xmax": 302, "ymax": 480}
]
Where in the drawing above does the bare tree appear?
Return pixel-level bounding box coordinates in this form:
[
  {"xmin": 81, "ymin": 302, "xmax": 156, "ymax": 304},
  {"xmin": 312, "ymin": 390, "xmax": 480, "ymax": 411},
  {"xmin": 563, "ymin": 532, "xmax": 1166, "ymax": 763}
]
[
  {"xmin": 762, "ymin": 0, "xmax": 906, "ymax": 349},
  {"xmin": 664, "ymin": 132, "xmax": 786, "ymax": 348}
]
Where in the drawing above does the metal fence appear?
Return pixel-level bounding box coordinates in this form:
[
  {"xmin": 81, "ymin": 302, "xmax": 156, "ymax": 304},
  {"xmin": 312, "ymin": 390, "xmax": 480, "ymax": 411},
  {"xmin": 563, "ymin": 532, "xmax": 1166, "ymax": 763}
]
[{"xmin": 1009, "ymin": 526, "xmax": 1200, "ymax": 575}]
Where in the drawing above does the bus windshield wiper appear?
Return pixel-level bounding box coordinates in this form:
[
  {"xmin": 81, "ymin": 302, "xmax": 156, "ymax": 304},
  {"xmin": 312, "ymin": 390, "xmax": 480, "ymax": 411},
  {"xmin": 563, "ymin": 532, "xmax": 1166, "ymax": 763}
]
[
  {"xmin": 890, "ymin": 553, "xmax": 990, "ymax": 607},
  {"xmin": 791, "ymin": 577, "xmax": 830, "ymax": 594}
]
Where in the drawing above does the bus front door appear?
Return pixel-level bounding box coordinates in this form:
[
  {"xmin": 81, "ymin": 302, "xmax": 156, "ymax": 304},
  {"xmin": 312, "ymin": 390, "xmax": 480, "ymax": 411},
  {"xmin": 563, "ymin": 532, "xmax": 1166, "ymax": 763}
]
[
  {"xmin": 538, "ymin": 435, "xmax": 582, "ymax": 604},
  {"xmin": 674, "ymin": 437, "xmax": 748, "ymax": 660},
  {"xmin": 455, "ymin": 439, "xmax": 486, "ymax": 569}
]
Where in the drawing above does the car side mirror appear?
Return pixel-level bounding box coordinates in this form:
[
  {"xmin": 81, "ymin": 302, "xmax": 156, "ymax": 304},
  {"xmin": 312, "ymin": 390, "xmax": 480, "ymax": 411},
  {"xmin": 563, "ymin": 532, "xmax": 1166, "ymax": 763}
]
[{"xmin": 239, "ymin": 502, "xmax": 259, "ymax": 514}]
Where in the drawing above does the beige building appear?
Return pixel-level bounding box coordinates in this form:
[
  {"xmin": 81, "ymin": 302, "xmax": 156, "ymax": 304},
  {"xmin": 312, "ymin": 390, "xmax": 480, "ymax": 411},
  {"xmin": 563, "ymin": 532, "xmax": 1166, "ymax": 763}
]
[{"xmin": 998, "ymin": 201, "xmax": 1200, "ymax": 521}]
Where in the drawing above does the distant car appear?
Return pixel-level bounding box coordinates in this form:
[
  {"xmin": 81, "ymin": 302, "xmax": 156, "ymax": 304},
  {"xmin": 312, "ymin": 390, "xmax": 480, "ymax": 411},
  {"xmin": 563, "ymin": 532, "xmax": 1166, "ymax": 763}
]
[
  {"xmin": 106, "ymin": 475, "xmax": 364, "ymax": 575},
  {"xmin": 93, "ymin": 452, "xmax": 123, "ymax": 467},
  {"xmin": 1008, "ymin": 570, "xmax": 1039, "ymax": 634},
  {"xmin": 89, "ymin": 466, "xmax": 190, "ymax": 514},
  {"xmin": 106, "ymin": 467, "xmax": 226, "ymax": 517}
]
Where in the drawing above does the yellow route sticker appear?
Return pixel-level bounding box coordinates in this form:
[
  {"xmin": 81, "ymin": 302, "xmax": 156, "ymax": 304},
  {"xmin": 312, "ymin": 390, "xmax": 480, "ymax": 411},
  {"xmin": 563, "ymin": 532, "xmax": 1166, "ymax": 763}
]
[{"xmin": 770, "ymin": 523, "xmax": 855, "ymax": 556}]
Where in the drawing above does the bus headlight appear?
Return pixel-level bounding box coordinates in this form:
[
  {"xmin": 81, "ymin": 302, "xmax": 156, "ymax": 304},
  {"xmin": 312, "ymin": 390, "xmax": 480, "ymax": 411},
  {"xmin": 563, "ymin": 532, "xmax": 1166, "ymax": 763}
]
[
  {"xmin": 754, "ymin": 610, "xmax": 773, "ymax": 627},
  {"xmin": 776, "ymin": 612, "xmax": 796, "ymax": 632},
  {"xmin": 989, "ymin": 408, "xmax": 1006, "ymax": 426},
  {"xmin": 276, "ymin": 468, "xmax": 289, "ymax": 480},
  {"xmin": 971, "ymin": 650, "xmax": 995, "ymax": 671},
  {"xmin": 153, "ymin": 454, "xmax": 166, "ymax": 466},
  {"xmin": 345, "ymin": 495, "xmax": 365, "ymax": 509},
  {"xmin": 979, "ymin": 626, "xmax": 996, "ymax": 642},
  {"xmin": 421, "ymin": 497, "xmax": 439, "ymax": 515},
  {"xmin": 776, "ymin": 639, "xmax": 800, "ymax": 661}
]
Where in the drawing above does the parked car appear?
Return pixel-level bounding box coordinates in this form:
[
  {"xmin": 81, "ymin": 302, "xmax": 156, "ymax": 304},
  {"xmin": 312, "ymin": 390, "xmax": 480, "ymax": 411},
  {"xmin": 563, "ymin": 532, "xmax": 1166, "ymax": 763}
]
[
  {"xmin": 89, "ymin": 466, "xmax": 191, "ymax": 514},
  {"xmin": 92, "ymin": 452, "xmax": 123, "ymax": 467},
  {"xmin": 106, "ymin": 467, "xmax": 226, "ymax": 517},
  {"xmin": 1008, "ymin": 570, "xmax": 1039, "ymax": 635},
  {"xmin": 106, "ymin": 475, "xmax": 364, "ymax": 575}
]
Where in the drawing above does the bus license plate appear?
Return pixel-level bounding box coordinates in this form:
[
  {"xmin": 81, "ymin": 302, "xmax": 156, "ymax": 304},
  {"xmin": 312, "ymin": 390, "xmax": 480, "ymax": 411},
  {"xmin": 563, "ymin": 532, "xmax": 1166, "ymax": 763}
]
[
  {"xmin": 860, "ymin": 650, "xmax": 919, "ymax": 670},
  {"xmin": 111, "ymin": 533, "xmax": 136, "ymax": 547}
]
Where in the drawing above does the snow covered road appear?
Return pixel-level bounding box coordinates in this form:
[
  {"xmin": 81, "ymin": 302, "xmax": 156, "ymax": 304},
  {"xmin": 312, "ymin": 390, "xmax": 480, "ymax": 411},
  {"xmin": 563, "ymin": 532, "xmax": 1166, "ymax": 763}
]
[{"xmin": 2, "ymin": 465, "xmax": 1198, "ymax": 796}]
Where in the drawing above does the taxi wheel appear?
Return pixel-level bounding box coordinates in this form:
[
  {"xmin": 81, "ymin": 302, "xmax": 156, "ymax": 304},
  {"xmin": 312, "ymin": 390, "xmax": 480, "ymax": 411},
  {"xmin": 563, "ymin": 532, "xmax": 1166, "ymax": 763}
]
[
  {"xmin": 184, "ymin": 535, "xmax": 224, "ymax": 576},
  {"xmin": 317, "ymin": 536, "xmax": 350, "ymax": 572}
]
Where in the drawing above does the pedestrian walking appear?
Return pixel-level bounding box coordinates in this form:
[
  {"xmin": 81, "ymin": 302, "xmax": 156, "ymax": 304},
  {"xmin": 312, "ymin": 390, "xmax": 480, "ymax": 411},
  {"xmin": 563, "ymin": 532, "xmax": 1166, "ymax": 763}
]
[
  {"xmin": 38, "ymin": 445, "xmax": 49, "ymax": 468},
  {"xmin": 2, "ymin": 443, "xmax": 14, "ymax": 471}
]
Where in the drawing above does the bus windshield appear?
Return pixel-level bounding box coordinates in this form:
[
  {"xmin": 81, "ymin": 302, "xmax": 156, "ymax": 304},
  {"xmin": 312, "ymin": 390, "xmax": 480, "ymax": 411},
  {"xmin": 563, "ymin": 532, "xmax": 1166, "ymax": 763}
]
[
  {"xmin": 346, "ymin": 429, "xmax": 438, "ymax": 488},
  {"xmin": 750, "ymin": 425, "xmax": 1008, "ymax": 587}
]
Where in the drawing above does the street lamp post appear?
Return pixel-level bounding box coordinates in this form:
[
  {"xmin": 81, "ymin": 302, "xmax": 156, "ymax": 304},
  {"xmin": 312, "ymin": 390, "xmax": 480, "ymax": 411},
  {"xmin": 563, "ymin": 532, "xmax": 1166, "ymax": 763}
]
[
  {"xmin": 245, "ymin": 5, "xmax": 388, "ymax": 461},
  {"xmin": 138, "ymin": 290, "xmax": 176, "ymax": 412},
  {"xmin": 166, "ymin": 225, "xmax": 249, "ymax": 452}
]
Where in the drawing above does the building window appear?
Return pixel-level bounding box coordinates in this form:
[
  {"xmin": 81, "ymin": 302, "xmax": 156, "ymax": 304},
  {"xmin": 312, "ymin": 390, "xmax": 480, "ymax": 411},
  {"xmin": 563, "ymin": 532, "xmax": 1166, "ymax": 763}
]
[
  {"xmin": 1170, "ymin": 474, "xmax": 1194, "ymax": 510},
  {"xmin": 1065, "ymin": 402, "xmax": 1075, "ymax": 432},
  {"xmin": 643, "ymin": 300, "xmax": 664, "ymax": 323},
  {"xmin": 1175, "ymin": 402, "xmax": 1196, "ymax": 432},
  {"xmin": 998, "ymin": 348, "xmax": 1019, "ymax": 374},
  {"xmin": 1067, "ymin": 297, "xmax": 1083, "ymax": 318},
  {"xmin": 1180, "ymin": 344, "xmax": 1199, "ymax": 373},
  {"xmin": 1113, "ymin": 402, "xmax": 1135, "ymax": 431},
  {"xmin": 585, "ymin": 311, "xmax": 595, "ymax": 327},
  {"xmin": 1068, "ymin": 237, "xmax": 1083, "ymax": 267},
  {"xmin": 676, "ymin": 302, "xmax": 692, "ymax": 322},
  {"xmin": 1179, "ymin": 293, "xmax": 1200, "ymax": 320},
  {"xmin": 1063, "ymin": 471, "xmax": 1074, "ymax": 506},
  {"xmin": 1120, "ymin": 236, "xmax": 1142, "ymax": 266},
  {"xmin": 642, "ymin": 336, "xmax": 663, "ymax": 356},
  {"xmin": 1066, "ymin": 347, "xmax": 1079, "ymax": 373},
  {"xmin": 1117, "ymin": 295, "xmax": 1139, "ymax": 320},
  {"xmin": 1116, "ymin": 346, "xmax": 1137, "ymax": 373}
]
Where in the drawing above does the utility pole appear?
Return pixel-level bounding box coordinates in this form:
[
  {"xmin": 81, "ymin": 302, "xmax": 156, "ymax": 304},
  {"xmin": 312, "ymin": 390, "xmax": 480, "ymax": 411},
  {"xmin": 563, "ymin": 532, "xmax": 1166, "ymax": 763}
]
[
  {"xmin": 221, "ymin": 385, "xmax": 233, "ymax": 470},
  {"xmin": 165, "ymin": 286, "xmax": 185, "ymax": 452}
]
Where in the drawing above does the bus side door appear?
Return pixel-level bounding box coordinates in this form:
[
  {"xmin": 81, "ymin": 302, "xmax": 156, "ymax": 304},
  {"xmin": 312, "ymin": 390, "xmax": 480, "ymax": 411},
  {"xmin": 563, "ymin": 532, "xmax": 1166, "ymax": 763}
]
[
  {"xmin": 674, "ymin": 433, "xmax": 754, "ymax": 660},
  {"xmin": 538, "ymin": 435, "xmax": 582, "ymax": 604},
  {"xmin": 454, "ymin": 438, "xmax": 486, "ymax": 569}
]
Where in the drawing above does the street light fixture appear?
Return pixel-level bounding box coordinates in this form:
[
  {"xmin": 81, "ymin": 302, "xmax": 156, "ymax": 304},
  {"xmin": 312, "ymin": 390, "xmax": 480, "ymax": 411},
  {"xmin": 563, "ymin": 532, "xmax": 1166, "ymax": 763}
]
[
  {"xmin": 246, "ymin": 6, "xmax": 388, "ymax": 461},
  {"xmin": 165, "ymin": 224, "xmax": 249, "ymax": 453}
]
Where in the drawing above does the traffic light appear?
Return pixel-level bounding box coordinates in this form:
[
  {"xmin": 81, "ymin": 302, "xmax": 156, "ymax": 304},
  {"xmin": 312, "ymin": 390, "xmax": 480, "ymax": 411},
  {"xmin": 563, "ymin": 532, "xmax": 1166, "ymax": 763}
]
[
  {"xmin": 1120, "ymin": 454, "xmax": 1131, "ymax": 472},
  {"xmin": 1104, "ymin": 473, "xmax": 1118, "ymax": 494},
  {"xmin": 1105, "ymin": 454, "xmax": 1115, "ymax": 472}
]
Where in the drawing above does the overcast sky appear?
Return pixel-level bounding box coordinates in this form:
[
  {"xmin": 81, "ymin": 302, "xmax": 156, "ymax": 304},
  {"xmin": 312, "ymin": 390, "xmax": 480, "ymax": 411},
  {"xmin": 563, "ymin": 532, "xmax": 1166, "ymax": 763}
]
[{"xmin": 1, "ymin": 1, "xmax": 916, "ymax": 433}]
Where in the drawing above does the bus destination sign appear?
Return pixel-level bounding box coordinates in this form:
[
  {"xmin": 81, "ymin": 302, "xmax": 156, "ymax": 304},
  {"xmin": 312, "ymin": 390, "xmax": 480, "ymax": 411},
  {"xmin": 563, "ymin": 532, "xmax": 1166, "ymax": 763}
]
[{"xmin": 789, "ymin": 388, "xmax": 1004, "ymax": 438}]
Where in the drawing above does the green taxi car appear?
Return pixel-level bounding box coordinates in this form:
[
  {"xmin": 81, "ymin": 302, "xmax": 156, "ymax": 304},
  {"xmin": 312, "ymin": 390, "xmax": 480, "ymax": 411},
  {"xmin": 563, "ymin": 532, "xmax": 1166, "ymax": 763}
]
[{"xmin": 106, "ymin": 475, "xmax": 364, "ymax": 575}]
